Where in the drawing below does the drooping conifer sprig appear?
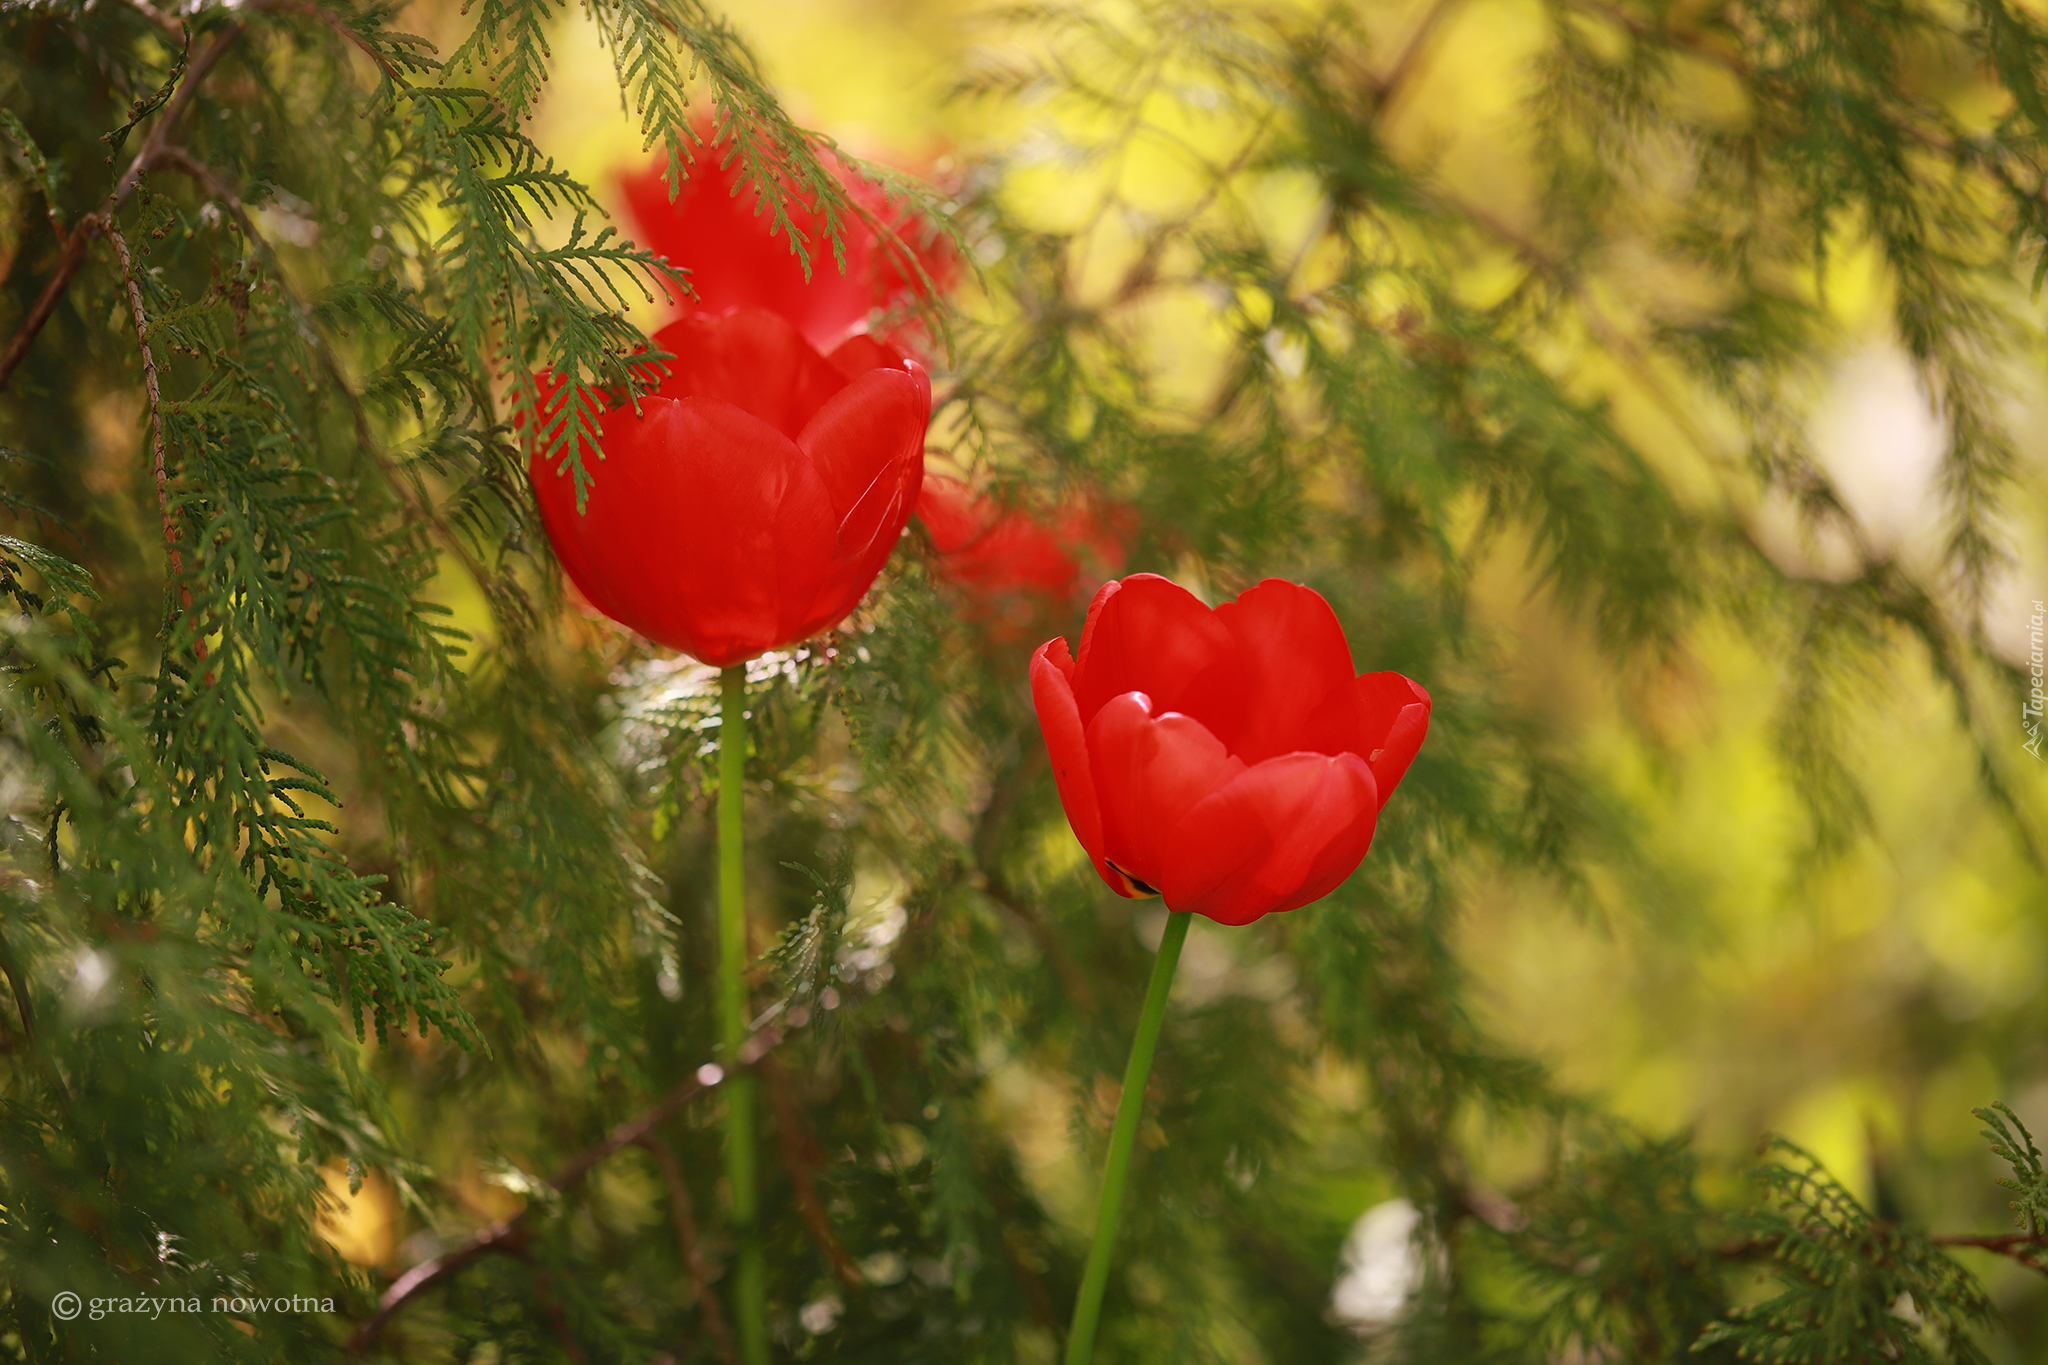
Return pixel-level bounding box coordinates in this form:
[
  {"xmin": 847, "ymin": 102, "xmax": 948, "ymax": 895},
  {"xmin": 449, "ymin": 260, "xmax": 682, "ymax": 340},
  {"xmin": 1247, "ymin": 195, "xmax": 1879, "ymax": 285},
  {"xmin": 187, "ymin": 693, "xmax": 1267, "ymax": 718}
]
[
  {"xmin": 1444, "ymin": 1120, "xmax": 2048, "ymax": 1361},
  {"xmin": 1976, "ymin": 1102, "xmax": 2048, "ymax": 1244},
  {"xmin": 1698, "ymin": 1140, "xmax": 1998, "ymax": 1364}
]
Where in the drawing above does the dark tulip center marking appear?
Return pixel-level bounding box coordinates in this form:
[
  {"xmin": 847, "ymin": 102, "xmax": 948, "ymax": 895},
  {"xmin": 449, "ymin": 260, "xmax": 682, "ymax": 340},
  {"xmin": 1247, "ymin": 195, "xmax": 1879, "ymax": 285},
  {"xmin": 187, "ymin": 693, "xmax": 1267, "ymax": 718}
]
[{"xmin": 1105, "ymin": 859, "xmax": 1161, "ymax": 898}]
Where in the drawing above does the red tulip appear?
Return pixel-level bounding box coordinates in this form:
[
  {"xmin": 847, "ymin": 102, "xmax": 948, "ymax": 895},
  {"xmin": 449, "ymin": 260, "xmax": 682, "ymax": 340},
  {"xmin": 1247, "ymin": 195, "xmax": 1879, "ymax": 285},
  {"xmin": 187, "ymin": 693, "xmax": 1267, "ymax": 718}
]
[
  {"xmin": 1030, "ymin": 574, "xmax": 1430, "ymax": 926},
  {"xmin": 530, "ymin": 309, "xmax": 930, "ymax": 667},
  {"xmin": 915, "ymin": 477, "xmax": 1130, "ymax": 642},
  {"xmin": 621, "ymin": 130, "xmax": 958, "ymax": 353}
]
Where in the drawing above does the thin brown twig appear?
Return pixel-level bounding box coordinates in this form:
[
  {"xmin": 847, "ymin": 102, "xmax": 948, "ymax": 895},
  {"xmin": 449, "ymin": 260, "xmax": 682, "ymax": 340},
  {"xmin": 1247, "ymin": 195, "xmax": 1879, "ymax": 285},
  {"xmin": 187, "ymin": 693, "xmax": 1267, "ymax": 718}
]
[
  {"xmin": 1100, "ymin": 107, "xmax": 1279, "ymax": 315},
  {"xmin": 1453, "ymin": 1182, "xmax": 1525, "ymax": 1234},
  {"xmin": 1572, "ymin": 0, "xmax": 2045, "ymax": 205},
  {"xmin": 760, "ymin": 1055, "xmax": 863, "ymax": 1290},
  {"xmin": 638, "ymin": 1135, "xmax": 741, "ymax": 1365},
  {"xmin": 102, "ymin": 221, "xmax": 184, "ymax": 582},
  {"xmin": 244, "ymin": 0, "xmax": 408, "ymax": 82},
  {"xmin": 349, "ymin": 1025, "xmax": 791, "ymax": 1352},
  {"xmin": 124, "ymin": 0, "xmax": 186, "ymax": 39},
  {"xmin": 155, "ymin": 144, "xmax": 380, "ymax": 452},
  {"xmin": 1710, "ymin": 1228, "xmax": 2048, "ymax": 1276},
  {"xmin": 568, "ymin": 1067, "xmax": 711, "ymax": 1194},
  {"xmin": 113, "ymin": 23, "xmax": 244, "ymax": 208},
  {"xmin": 531, "ymin": 1269, "xmax": 591, "ymax": 1365},
  {"xmin": 1431, "ymin": 176, "xmax": 2048, "ymax": 875},
  {"xmin": 104, "ymin": 216, "xmax": 212, "ymax": 683},
  {"xmin": 1060, "ymin": 43, "xmax": 1179, "ymax": 293},
  {"xmin": 0, "ymin": 217, "xmax": 104, "ymax": 392},
  {"xmin": 348, "ymin": 1218, "xmax": 535, "ymax": 1352},
  {"xmin": 0, "ymin": 930, "xmax": 36, "ymax": 1046},
  {"xmin": 1372, "ymin": 0, "xmax": 1465, "ymax": 117},
  {"xmin": 1466, "ymin": 1186, "xmax": 2048, "ymax": 1277},
  {"xmin": 1933, "ymin": 1230, "xmax": 2048, "ymax": 1265},
  {"xmin": 0, "ymin": 22, "xmax": 241, "ymax": 393}
]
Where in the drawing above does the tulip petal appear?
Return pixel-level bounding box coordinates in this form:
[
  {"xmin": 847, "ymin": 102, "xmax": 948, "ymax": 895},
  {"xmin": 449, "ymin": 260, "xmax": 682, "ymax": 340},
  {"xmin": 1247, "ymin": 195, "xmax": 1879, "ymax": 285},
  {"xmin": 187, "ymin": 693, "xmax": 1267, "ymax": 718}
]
[
  {"xmin": 651, "ymin": 312, "xmax": 850, "ymax": 440},
  {"xmin": 678, "ymin": 397, "xmax": 840, "ymax": 664},
  {"xmin": 1083, "ymin": 693, "xmax": 1246, "ymax": 895},
  {"xmin": 1071, "ymin": 573, "xmax": 1235, "ymax": 726},
  {"xmin": 915, "ymin": 477, "xmax": 986, "ymax": 554},
  {"xmin": 531, "ymin": 458, "xmax": 635, "ymax": 630},
  {"xmin": 1174, "ymin": 579, "xmax": 1361, "ymax": 764},
  {"xmin": 826, "ymin": 333, "xmax": 909, "ymax": 382},
  {"xmin": 621, "ymin": 153, "xmax": 886, "ymax": 352},
  {"xmin": 534, "ymin": 395, "xmax": 836, "ymax": 666},
  {"xmin": 1158, "ymin": 752, "xmax": 1378, "ymax": 925},
  {"xmin": 622, "ymin": 137, "xmax": 956, "ymax": 354},
  {"xmin": 801, "ymin": 364, "xmax": 929, "ymax": 549},
  {"xmin": 1299, "ymin": 671, "xmax": 1432, "ymax": 806},
  {"xmin": 1072, "ymin": 577, "xmax": 1121, "ymax": 664},
  {"xmin": 1036, "ymin": 632, "xmax": 1078, "ymax": 684},
  {"xmin": 530, "ymin": 400, "xmax": 720, "ymax": 645},
  {"xmin": 786, "ymin": 363, "xmax": 929, "ymax": 638},
  {"xmin": 1031, "ymin": 641, "xmax": 1110, "ymax": 885},
  {"xmin": 917, "ymin": 478, "xmax": 1090, "ymax": 608}
]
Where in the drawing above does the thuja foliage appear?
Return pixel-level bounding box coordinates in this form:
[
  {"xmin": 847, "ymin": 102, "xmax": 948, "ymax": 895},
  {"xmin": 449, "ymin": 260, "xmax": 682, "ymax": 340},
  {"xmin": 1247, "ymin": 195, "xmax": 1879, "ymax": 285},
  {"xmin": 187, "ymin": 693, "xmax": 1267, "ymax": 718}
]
[{"xmin": 0, "ymin": 0, "xmax": 2045, "ymax": 1362}]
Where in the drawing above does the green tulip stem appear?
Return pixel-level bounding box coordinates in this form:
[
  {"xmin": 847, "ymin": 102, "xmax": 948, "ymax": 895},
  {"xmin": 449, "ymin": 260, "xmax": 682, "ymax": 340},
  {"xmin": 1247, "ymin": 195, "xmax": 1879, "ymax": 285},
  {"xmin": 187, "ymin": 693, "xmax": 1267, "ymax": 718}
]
[
  {"xmin": 1063, "ymin": 908, "xmax": 1192, "ymax": 1365},
  {"xmin": 718, "ymin": 666, "xmax": 767, "ymax": 1365}
]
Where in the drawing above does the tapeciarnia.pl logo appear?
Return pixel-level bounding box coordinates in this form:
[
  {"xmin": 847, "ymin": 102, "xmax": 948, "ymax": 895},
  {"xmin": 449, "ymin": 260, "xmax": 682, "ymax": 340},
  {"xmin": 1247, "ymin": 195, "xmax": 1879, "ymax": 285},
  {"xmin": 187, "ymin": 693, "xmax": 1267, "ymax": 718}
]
[{"xmin": 2025, "ymin": 600, "xmax": 2044, "ymax": 761}]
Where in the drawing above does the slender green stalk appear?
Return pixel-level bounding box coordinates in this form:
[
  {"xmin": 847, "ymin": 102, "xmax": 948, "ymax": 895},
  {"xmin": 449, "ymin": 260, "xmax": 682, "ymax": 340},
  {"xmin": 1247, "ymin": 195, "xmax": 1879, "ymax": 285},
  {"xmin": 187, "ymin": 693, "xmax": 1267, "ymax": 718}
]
[
  {"xmin": 1063, "ymin": 909, "xmax": 1192, "ymax": 1365},
  {"xmin": 718, "ymin": 666, "xmax": 767, "ymax": 1365}
]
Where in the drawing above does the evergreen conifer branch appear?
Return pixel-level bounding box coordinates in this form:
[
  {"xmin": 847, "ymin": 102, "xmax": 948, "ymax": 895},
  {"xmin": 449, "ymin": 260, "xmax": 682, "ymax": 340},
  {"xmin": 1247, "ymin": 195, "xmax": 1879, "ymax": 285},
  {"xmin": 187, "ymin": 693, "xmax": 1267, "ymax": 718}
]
[
  {"xmin": 0, "ymin": 17, "xmax": 240, "ymax": 391},
  {"xmin": 1976, "ymin": 1103, "xmax": 2048, "ymax": 1241},
  {"xmin": 1472, "ymin": 1131, "xmax": 1733, "ymax": 1359},
  {"xmin": 1698, "ymin": 1140, "xmax": 1997, "ymax": 1364}
]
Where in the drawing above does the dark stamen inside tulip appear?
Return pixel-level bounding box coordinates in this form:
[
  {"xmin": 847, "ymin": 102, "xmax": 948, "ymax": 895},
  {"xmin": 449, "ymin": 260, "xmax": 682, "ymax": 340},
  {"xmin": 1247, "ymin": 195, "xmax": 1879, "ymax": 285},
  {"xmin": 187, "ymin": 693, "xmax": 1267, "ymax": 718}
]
[{"xmin": 1105, "ymin": 859, "xmax": 1161, "ymax": 898}]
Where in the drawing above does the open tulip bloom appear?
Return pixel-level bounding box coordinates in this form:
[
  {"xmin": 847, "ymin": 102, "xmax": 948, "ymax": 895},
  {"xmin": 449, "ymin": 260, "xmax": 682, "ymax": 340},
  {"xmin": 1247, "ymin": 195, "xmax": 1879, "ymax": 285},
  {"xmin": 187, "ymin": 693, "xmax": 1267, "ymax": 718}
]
[
  {"xmin": 1032, "ymin": 573, "xmax": 1430, "ymax": 925},
  {"xmin": 529, "ymin": 306, "xmax": 930, "ymax": 1365},
  {"xmin": 1031, "ymin": 573, "xmax": 1430, "ymax": 1365},
  {"xmin": 530, "ymin": 308, "xmax": 931, "ymax": 668}
]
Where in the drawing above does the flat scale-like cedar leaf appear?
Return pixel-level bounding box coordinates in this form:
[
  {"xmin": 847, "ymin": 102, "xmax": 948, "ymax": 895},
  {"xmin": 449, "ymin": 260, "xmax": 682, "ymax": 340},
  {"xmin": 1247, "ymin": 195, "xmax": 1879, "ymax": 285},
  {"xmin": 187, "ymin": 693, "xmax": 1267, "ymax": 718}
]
[
  {"xmin": 1976, "ymin": 1102, "xmax": 2048, "ymax": 1235},
  {"xmin": 1694, "ymin": 1140, "xmax": 1994, "ymax": 1365}
]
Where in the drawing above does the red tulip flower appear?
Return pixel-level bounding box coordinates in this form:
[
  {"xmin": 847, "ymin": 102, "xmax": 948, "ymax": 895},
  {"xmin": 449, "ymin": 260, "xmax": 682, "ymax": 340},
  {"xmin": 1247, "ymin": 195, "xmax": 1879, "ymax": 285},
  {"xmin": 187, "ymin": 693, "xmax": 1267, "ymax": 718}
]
[
  {"xmin": 622, "ymin": 131, "xmax": 958, "ymax": 353},
  {"xmin": 1030, "ymin": 574, "xmax": 1430, "ymax": 925},
  {"xmin": 530, "ymin": 309, "xmax": 930, "ymax": 666},
  {"xmin": 916, "ymin": 477, "xmax": 1130, "ymax": 642}
]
